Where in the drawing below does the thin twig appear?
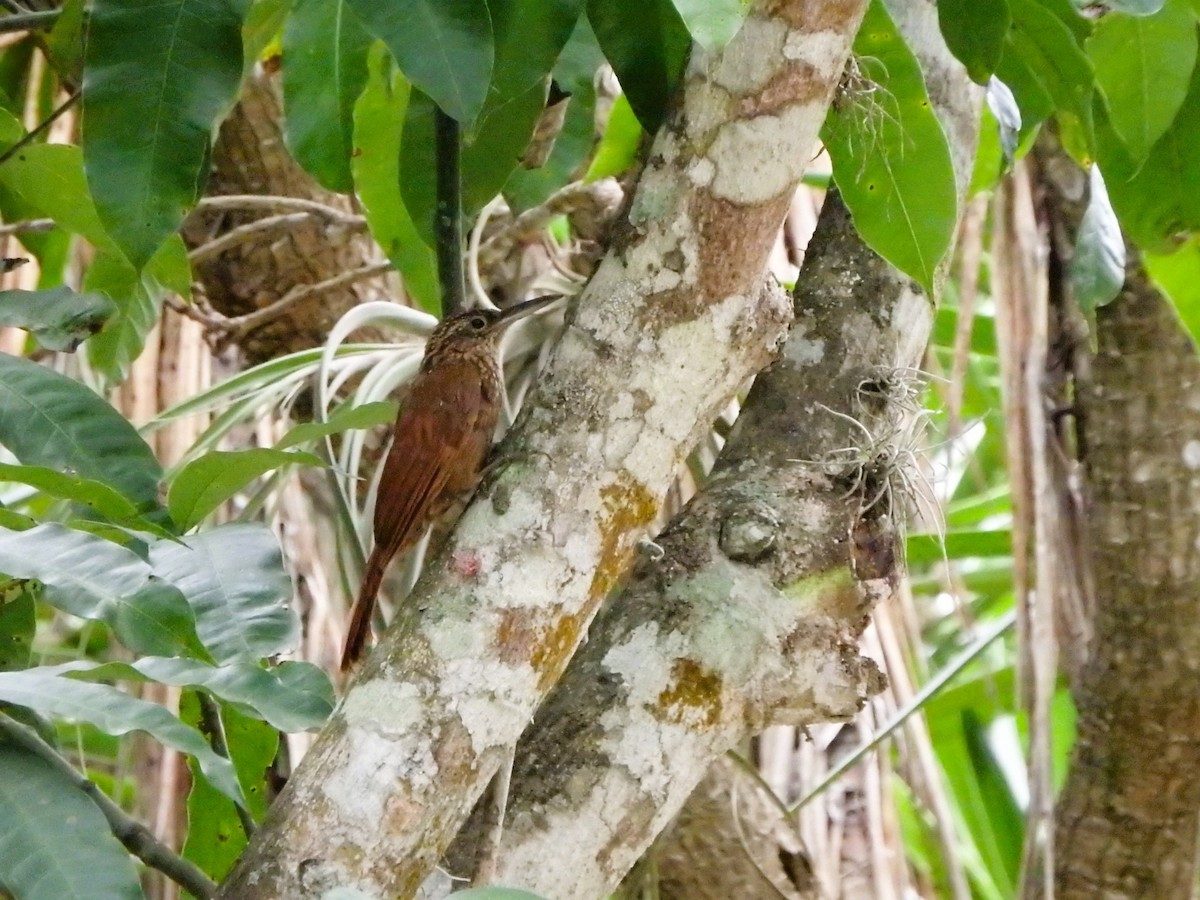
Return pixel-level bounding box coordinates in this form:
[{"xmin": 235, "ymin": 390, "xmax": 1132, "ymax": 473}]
[
  {"xmin": 0, "ymin": 713, "xmax": 220, "ymax": 899},
  {"xmin": 195, "ymin": 693, "xmax": 257, "ymax": 840},
  {"xmin": 434, "ymin": 107, "xmax": 464, "ymax": 315},
  {"xmin": 0, "ymin": 217, "xmax": 52, "ymax": 236},
  {"xmin": 477, "ymin": 180, "xmax": 620, "ymax": 270},
  {"xmin": 195, "ymin": 194, "xmax": 364, "ymax": 225},
  {"xmin": 0, "ymin": 92, "xmax": 78, "ymax": 166},
  {"xmin": 187, "ymin": 209, "xmax": 368, "ymax": 265},
  {"xmin": 226, "ymin": 259, "xmax": 393, "ymax": 336},
  {"xmin": 0, "ymin": 8, "xmax": 58, "ymax": 32}
]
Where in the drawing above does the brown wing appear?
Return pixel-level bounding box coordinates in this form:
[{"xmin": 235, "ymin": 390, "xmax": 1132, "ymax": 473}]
[{"xmin": 371, "ymin": 356, "xmax": 494, "ymax": 565}]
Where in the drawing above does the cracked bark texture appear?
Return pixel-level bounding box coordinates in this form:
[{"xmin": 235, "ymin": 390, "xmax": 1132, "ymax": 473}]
[
  {"xmin": 1037, "ymin": 176, "xmax": 1200, "ymax": 895},
  {"xmin": 442, "ymin": 2, "xmax": 981, "ymax": 895},
  {"xmin": 216, "ymin": 1, "xmax": 865, "ymax": 895},
  {"xmin": 181, "ymin": 72, "xmax": 393, "ymax": 362}
]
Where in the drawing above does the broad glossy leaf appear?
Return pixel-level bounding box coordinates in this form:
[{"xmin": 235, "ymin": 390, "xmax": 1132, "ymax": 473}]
[
  {"xmin": 167, "ymin": 448, "xmax": 324, "ymax": 532},
  {"xmin": 0, "ymin": 524, "xmax": 205, "ymax": 658},
  {"xmin": 0, "ymin": 144, "xmax": 117, "ymax": 252},
  {"xmin": 1098, "ymin": 63, "xmax": 1200, "ymax": 249},
  {"xmin": 0, "ymin": 745, "xmax": 142, "ymax": 900},
  {"xmin": 83, "ymin": 0, "xmax": 245, "ymax": 268},
  {"xmin": 44, "ymin": 0, "xmax": 86, "ymax": 80},
  {"xmin": 671, "ymin": 0, "xmax": 748, "ymax": 52},
  {"xmin": 938, "ymin": 0, "xmax": 1011, "ymax": 84},
  {"xmin": 584, "ymin": 93, "xmax": 641, "ymax": 181},
  {"xmin": 463, "ymin": 79, "xmax": 548, "ymax": 210},
  {"xmin": 345, "ymin": 0, "xmax": 494, "ymax": 123},
  {"xmin": 0, "ymin": 286, "xmax": 115, "ymax": 352},
  {"xmin": 149, "ymin": 524, "xmax": 298, "ymax": 662},
  {"xmin": 0, "ymin": 463, "xmax": 172, "ymax": 537},
  {"xmin": 1145, "ymin": 238, "xmax": 1200, "ymax": 347},
  {"xmin": 1000, "ymin": 0, "xmax": 1094, "ymax": 140},
  {"xmin": 1087, "ymin": 0, "xmax": 1196, "ymax": 163},
  {"xmin": 181, "ymin": 695, "xmax": 277, "ymax": 881},
  {"xmin": 283, "ymin": 0, "xmax": 372, "ymax": 192},
  {"xmin": 352, "ymin": 47, "xmax": 440, "ymax": 311},
  {"xmin": 0, "ymin": 584, "xmax": 34, "ymax": 671},
  {"xmin": 0, "ymin": 353, "xmax": 165, "ymax": 518},
  {"xmin": 1071, "ymin": 165, "xmax": 1125, "ymax": 314},
  {"xmin": 277, "ymin": 399, "xmax": 397, "ymax": 448},
  {"xmin": 907, "ymin": 528, "xmax": 1012, "ymax": 567},
  {"xmin": 53, "ymin": 657, "xmax": 333, "ymax": 732},
  {"xmin": 823, "ymin": 0, "xmax": 957, "ymax": 295},
  {"xmin": 489, "ymin": 0, "xmax": 583, "ymax": 106},
  {"xmin": 587, "ymin": 0, "xmax": 690, "ymax": 132},
  {"xmin": 0, "ymin": 666, "xmax": 244, "ymax": 804}
]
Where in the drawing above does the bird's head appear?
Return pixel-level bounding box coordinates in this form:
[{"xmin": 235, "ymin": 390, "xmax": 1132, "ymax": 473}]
[{"xmin": 421, "ymin": 295, "xmax": 559, "ymax": 366}]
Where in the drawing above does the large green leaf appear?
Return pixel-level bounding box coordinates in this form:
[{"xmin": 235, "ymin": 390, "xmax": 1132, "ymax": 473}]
[
  {"xmin": 344, "ymin": 0, "xmax": 494, "ymax": 123},
  {"xmin": 0, "ymin": 144, "xmax": 115, "ymax": 252},
  {"xmin": 823, "ymin": 0, "xmax": 957, "ymax": 295},
  {"xmin": 283, "ymin": 0, "xmax": 372, "ymax": 192},
  {"xmin": 352, "ymin": 46, "xmax": 440, "ymax": 311},
  {"xmin": 0, "ymin": 353, "xmax": 165, "ymax": 519},
  {"xmin": 0, "ymin": 744, "xmax": 142, "ymax": 900},
  {"xmin": 167, "ymin": 448, "xmax": 324, "ymax": 532},
  {"xmin": 82, "ymin": 0, "xmax": 246, "ymax": 268},
  {"xmin": 938, "ymin": 0, "xmax": 1012, "ymax": 84},
  {"xmin": 1087, "ymin": 0, "xmax": 1197, "ymax": 164},
  {"xmin": 148, "ymin": 524, "xmax": 299, "ymax": 663},
  {"xmin": 0, "ymin": 584, "xmax": 34, "ymax": 672},
  {"xmin": 181, "ymin": 695, "xmax": 277, "ymax": 881},
  {"xmin": 0, "ymin": 667, "xmax": 244, "ymax": 804},
  {"xmin": 0, "ymin": 524, "xmax": 205, "ymax": 659},
  {"xmin": 51, "ymin": 658, "xmax": 333, "ymax": 732},
  {"xmin": 489, "ymin": 0, "xmax": 583, "ymax": 105},
  {"xmin": 1000, "ymin": 0, "xmax": 1094, "ymax": 140},
  {"xmin": 587, "ymin": 0, "xmax": 690, "ymax": 132},
  {"xmin": 1099, "ymin": 62, "xmax": 1200, "ymax": 250},
  {"xmin": 0, "ymin": 462, "xmax": 172, "ymax": 537},
  {"xmin": 0, "ymin": 287, "xmax": 115, "ymax": 352},
  {"xmin": 585, "ymin": 93, "xmax": 641, "ymax": 181},
  {"xmin": 1070, "ymin": 165, "xmax": 1125, "ymax": 314},
  {"xmin": 670, "ymin": 0, "xmax": 748, "ymax": 52},
  {"xmin": 1146, "ymin": 238, "xmax": 1200, "ymax": 346}
]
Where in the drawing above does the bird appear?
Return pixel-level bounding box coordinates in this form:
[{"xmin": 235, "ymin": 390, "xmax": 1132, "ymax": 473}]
[{"xmin": 340, "ymin": 295, "xmax": 558, "ymax": 670}]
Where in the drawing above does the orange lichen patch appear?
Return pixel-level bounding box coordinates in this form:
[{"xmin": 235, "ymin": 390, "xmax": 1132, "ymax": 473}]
[
  {"xmin": 694, "ymin": 193, "xmax": 795, "ymax": 297},
  {"xmin": 771, "ymin": 0, "xmax": 865, "ymax": 32},
  {"xmin": 529, "ymin": 604, "xmax": 588, "ymax": 690},
  {"xmin": 495, "ymin": 607, "xmax": 539, "ymax": 667},
  {"xmin": 736, "ymin": 62, "xmax": 827, "ymax": 117},
  {"xmin": 590, "ymin": 474, "xmax": 659, "ymax": 601},
  {"xmin": 657, "ymin": 657, "xmax": 724, "ymax": 728}
]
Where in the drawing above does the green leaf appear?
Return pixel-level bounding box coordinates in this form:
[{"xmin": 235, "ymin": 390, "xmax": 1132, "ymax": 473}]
[
  {"xmin": 352, "ymin": 46, "xmax": 440, "ymax": 311},
  {"xmin": 463, "ymin": 79, "xmax": 549, "ymax": 211},
  {"xmin": 282, "ymin": 0, "xmax": 372, "ymax": 192},
  {"xmin": 243, "ymin": 0, "xmax": 291, "ymax": 72},
  {"xmin": 1098, "ymin": 62, "xmax": 1200, "ymax": 249},
  {"xmin": 44, "ymin": 0, "xmax": 86, "ymax": 81},
  {"xmin": 938, "ymin": 0, "xmax": 1011, "ymax": 84},
  {"xmin": 0, "ymin": 463, "xmax": 172, "ymax": 538},
  {"xmin": 0, "ymin": 107, "xmax": 23, "ymax": 145},
  {"xmin": 587, "ymin": 0, "xmax": 691, "ymax": 132},
  {"xmin": 0, "ymin": 353, "xmax": 166, "ymax": 519},
  {"xmin": 167, "ymin": 448, "xmax": 324, "ymax": 531},
  {"xmin": 823, "ymin": 0, "xmax": 958, "ymax": 295},
  {"xmin": 277, "ymin": 399, "xmax": 397, "ymax": 448},
  {"xmin": 0, "ymin": 286, "xmax": 115, "ymax": 352},
  {"xmin": 503, "ymin": 15, "xmax": 605, "ymax": 210},
  {"xmin": 0, "ymin": 144, "xmax": 117, "ymax": 253},
  {"xmin": 52, "ymin": 657, "xmax": 333, "ymax": 732},
  {"xmin": 584, "ymin": 93, "xmax": 641, "ymax": 181},
  {"xmin": 908, "ymin": 528, "xmax": 1012, "ymax": 567},
  {"xmin": 0, "ymin": 744, "xmax": 143, "ymax": 900},
  {"xmin": 0, "ymin": 584, "xmax": 34, "ymax": 672},
  {"xmin": 148, "ymin": 524, "xmax": 299, "ymax": 663},
  {"xmin": 1087, "ymin": 0, "xmax": 1197, "ymax": 163},
  {"xmin": 670, "ymin": 0, "xmax": 749, "ymax": 52},
  {"xmin": 82, "ymin": 0, "xmax": 246, "ymax": 268},
  {"xmin": 1001, "ymin": 0, "xmax": 1094, "ymax": 141},
  {"xmin": 0, "ymin": 667, "xmax": 244, "ymax": 804},
  {"xmin": 0, "ymin": 524, "xmax": 206, "ymax": 659},
  {"xmin": 345, "ymin": 0, "xmax": 494, "ymax": 123},
  {"xmin": 181, "ymin": 695, "xmax": 277, "ymax": 881},
  {"xmin": 1071, "ymin": 166, "xmax": 1125, "ymax": 314},
  {"xmin": 83, "ymin": 249, "xmax": 158, "ymax": 387},
  {"xmin": 1145, "ymin": 238, "xmax": 1200, "ymax": 346},
  {"xmin": 489, "ymin": 0, "xmax": 583, "ymax": 105}
]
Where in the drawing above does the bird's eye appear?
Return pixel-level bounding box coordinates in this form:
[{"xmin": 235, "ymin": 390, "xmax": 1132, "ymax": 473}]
[{"xmin": 468, "ymin": 315, "xmax": 488, "ymax": 330}]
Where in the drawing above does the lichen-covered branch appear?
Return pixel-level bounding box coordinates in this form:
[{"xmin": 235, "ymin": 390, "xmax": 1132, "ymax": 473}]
[
  {"xmin": 217, "ymin": 0, "xmax": 867, "ymax": 895},
  {"xmin": 445, "ymin": 4, "xmax": 981, "ymax": 894}
]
